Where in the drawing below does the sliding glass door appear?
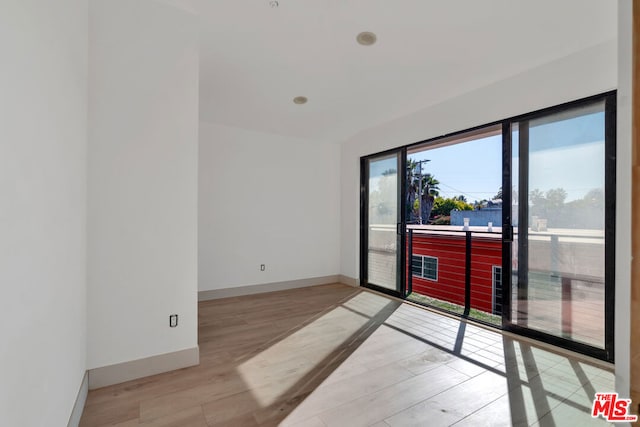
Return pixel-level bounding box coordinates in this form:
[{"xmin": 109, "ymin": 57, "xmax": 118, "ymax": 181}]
[
  {"xmin": 359, "ymin": 92, "xmax": 615, "ymax": 361},
  {"xmin": 505, "ymin": 94, "xmax": 615, "ymax": 361},
  {"xmin": 360, "ymin": 149, "xmax": 406, "ymax": 296}
]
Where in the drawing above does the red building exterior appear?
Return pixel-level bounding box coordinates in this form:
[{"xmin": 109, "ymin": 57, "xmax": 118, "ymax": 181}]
[{"xmin": 407, "ymin": 230, "xmax": 502, "ymax": 314}]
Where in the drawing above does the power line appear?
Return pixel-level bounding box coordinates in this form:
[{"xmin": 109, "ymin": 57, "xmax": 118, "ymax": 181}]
[{"xmin": 437, "ymin": 182, "xmax": 492, "ymax": 201}]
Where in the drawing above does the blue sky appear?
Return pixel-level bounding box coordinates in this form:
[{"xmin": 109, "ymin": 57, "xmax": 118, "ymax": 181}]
[
  {"xmin": 410, "ymin": 111, "xmax": 605, "ymax": 203},
  {"xmin": 371, "ymin": 110, "xmax": 605, "ymax": 203},
  {"xmin": 409, "ymin": 135, "xmax": 502, "ymax": 202}
]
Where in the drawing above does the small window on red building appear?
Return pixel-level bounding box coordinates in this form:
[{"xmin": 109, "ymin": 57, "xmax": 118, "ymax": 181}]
[
  {"xmin": 411, "ymin": 255, "xmax": 422, "ymax": 277},
  {"xmin": 492, "ymin": 266, "xmax": 502, "ymax": 315},
  {"xmin": 411, "ymin": 255, "xmax": 438, "ymax": 281}
]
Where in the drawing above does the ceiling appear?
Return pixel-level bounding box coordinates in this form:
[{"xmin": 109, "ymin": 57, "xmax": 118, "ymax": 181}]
[{"xmin": 167, "ymin": 0, "xmax": 616, "ymax": 142}]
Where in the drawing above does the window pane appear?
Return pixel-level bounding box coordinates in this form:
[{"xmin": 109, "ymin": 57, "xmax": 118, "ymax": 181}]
[
  {"xmin": 367, "ymin": 154, "xmax": 399, "ymax": 290},
  {"xmin": 493, "ymin": 266, "xmax": 502, "ymax": 315},
  {"xmin": 423, "ymin": 256, "xmax": 438, "ymax": 281},
  {"xmin": 518, "ymin": 101, "xmax": 606, "ymax": 348},
  {"xmin": 411, "ymin": 255, "xmax": 422, "ymax": 277}
]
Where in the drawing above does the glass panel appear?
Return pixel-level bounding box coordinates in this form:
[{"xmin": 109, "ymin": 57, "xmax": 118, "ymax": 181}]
[
  {"xmin": 423, "ymin": 257, "xmax": 437, "ymax": 280},
  {"xmin": 367, "ymin": 154, "xmax": 399, "ymax": 290},
  {"xmin": 469, "ymin": 233, "xmax": 502, "ymax": 325},
  {"xmin": 406, "ymin": 230, "xmax": 465, "ymax": 316},
  {"xmin": 517, "ymin": 101, "xmax": 606, "ymax": 348},
  {"xmin": 511, "ymin": 123, "xmax": 520, "ymax": 325},
  {"xmin": 404, "ymin": 125, "xmax": 503, "ymax": 321},
  {"xmin": 492, "ymin": 267, "xmax": 502, "ymax": 315},
  {"xmin": 411, "ymin": 255, "xmax": 422, "ymax": 277}
]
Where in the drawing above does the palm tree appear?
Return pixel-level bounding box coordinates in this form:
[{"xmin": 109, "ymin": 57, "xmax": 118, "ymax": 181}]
[
  {"xmin": 493, "ymin": 187, "xmax": 503, "ymax": 201},
  {"xmin": 407, "ymin": 159, "xmax": 440, "ymax": 224}
]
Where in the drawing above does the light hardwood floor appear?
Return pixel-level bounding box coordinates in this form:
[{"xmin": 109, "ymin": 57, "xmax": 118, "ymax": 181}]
[{"xmin": 79, "ymin": 283, "xmax": 614, "ymax": 427}]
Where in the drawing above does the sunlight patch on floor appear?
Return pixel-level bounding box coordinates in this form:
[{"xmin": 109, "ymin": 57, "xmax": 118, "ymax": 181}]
[{"xmin": 237, "ymin": 293, "xmax": 391, "ymax": 407}]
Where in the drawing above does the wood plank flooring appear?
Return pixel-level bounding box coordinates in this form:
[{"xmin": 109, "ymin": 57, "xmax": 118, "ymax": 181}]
[{"xmin": 80, "ymin": 283, "xmax": 614, "ymax": 426}]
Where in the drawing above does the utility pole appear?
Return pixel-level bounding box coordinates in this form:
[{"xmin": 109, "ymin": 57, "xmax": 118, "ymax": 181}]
[{"xmin": 413, "ymin": 159, "xmax": 430, "ymax": 225}]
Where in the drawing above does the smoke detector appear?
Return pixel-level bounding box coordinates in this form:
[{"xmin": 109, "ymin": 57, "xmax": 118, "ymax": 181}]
[{"xmin": 356, "ymin": 32, "xmax": 377, "ymax": 46}]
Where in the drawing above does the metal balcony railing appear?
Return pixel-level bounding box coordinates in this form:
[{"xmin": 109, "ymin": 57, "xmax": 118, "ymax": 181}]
[
  {"xmin": 405, "ymin": 226, "xmax": 606, "ymax": 347},
  {"xmin": 406, "ymin": 226, "xmax": 503, "ymax": 325}
]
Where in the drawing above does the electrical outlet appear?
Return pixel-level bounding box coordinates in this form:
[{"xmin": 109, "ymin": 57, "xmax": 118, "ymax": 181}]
[
  {"xmin": 169, "ymin": 314, "xmax": 178, "ymax": 328},
  {"xmin": 260, "ymin": 264, "xmax": 265, "ymax": 271}
]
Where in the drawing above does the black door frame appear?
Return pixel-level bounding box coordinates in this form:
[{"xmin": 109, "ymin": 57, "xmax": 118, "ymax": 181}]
[
  {"xmin": 501, "ymin": 92, "xmax": 616, "ymax": 362},
  {"xmin": 360, "ymin": 147, "xmax": 407, "ymax": 298}
]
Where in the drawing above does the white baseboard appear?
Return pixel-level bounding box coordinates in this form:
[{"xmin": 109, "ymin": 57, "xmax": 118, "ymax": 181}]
[
  {"xmin": 338, "ymin": 275, "xmax": 358, "ymax": 287},
  {"xmin": 88, "ymin": 346, "xmax": 199, "ymax": 390},
  {"xmin": 67, "ymin": 371, "xmax": 88, "ymax": 427},
  {"xmin": 198, "ymin": 275, "xmax": 343, "ymax": 301}
]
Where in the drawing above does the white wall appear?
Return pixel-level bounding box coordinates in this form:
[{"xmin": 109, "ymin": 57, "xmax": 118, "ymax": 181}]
[
  {"xmin": 615, "ymin": 0, "xmax": 632, "ymax": 398},
  {"xmin": 340, "ymin": 40, "xmax": 617, "ymax": 280},
  {"xmin": 199, "ymin": 122, "xmax": 341, "ymax": 291},
  {"xmin": 0, "ymin": 1, "xmax": 88, "ymax": 425},
  {"xmin": 88, "ymin": 0, "xmax": 198, "ymax": 368}
]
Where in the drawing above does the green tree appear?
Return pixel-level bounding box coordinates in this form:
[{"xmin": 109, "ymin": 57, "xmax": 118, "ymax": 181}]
[
  {"xmin": 566, "ymin": 188, "xmax": 604, "ymax": 210},
  {"xmin": 406, "ymin": 159, "xmax": 440, "ymax": 223},
  {"xmin": 454, "ymin": 195, "xmax": 467, "ymax": 203},
  {"xmin": 563, "ymin": 188, "xmax": 605, "ymax": 229},
  {"xmin": 473, "ymin": 199, "xmax": 489, "ymax": 210},
  {"xmin": 369, "ymin": 168, "xmax": 397, "ymax": 222},
  {"xmin": 530, "ymin": 187, "xmax": 567, "ymax": 219},
  {"xmin": 432, "ymin": 196, "xmax": 473, "ymax": 218},
  {"xmin": 493, "ymin": 187, "xmax": 503, "ymax": 200}
]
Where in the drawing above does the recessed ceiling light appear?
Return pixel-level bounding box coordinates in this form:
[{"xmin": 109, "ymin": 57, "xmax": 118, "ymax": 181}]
[
  {"xmin": 356, "ymin": 31, "xmax": 377, "ymax": 46},
  {"xmin": 269, "ymin": 1, "xmax": 279, "ymax": 8},
  {"xmin": 293, "ymin": 96, "xmax": 308, "ymax": 105}
]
